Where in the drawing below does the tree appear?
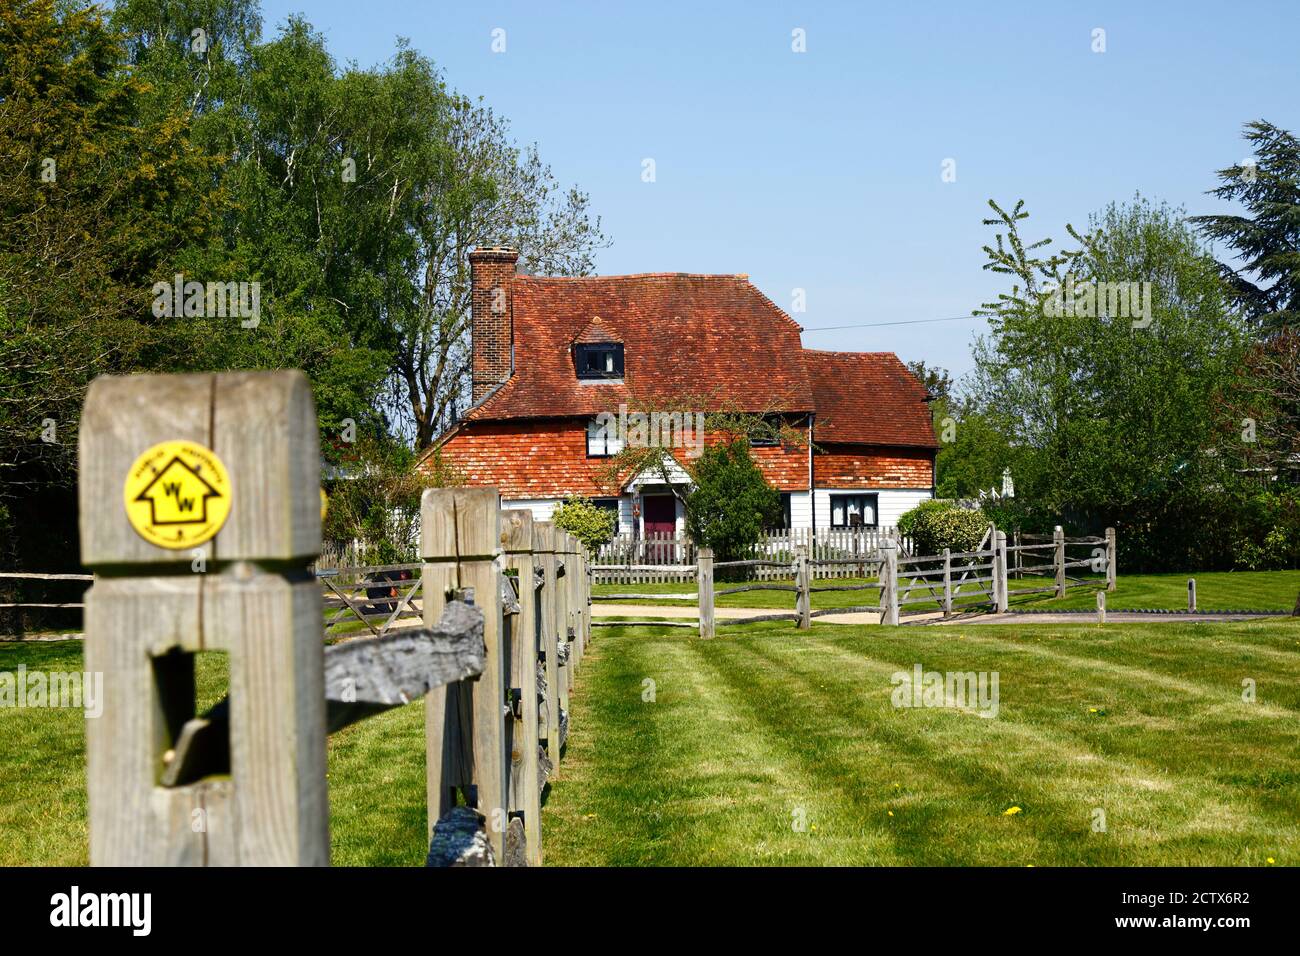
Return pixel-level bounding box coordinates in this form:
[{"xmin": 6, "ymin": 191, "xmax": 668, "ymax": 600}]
[
  {"xmin": 1190, "ymin": 121, "xmax": 1300, "ymax": 332},
  {"xmin": 684, "ymin": 440, "xmax": 781, "ymax": 562},
  {"xmin": 962, "ymin": 196, "xmax": 1248, "ymax": 569},
  {"xmin": 115, "ymin": 0, "xmax": 609, "ymax": 451},
  {"xmin": 0, "ymin": 0, "xmax": 221, "ymax": 511},
  {"xmin": 934, "ymin": 407, "xmax": 1020, "ymax": 500},
  {"xmin": 905, "ymin": 360, "xmax": 953, "ymax": 403},
  {"xmin": 385, "ymin": 91, "xmax": 609, "ymax": 447},
  {"xmin": 115, "ymin": 6, "xmax": 397, "ymax": 452}
]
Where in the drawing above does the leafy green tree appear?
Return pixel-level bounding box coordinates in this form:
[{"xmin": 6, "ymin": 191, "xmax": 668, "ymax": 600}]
[
  {"xmin": 0, "ymin": 0, "xmax": 221, "ymax": 505},
  {"xmin": 934, "ymin": 408, "xmax": 1020, "ymax": 499},
  {"xmin": 963, "ymin": 197, "xmax": 1248, "ymax": 569},
  {"xmin": 115, "ymin": 0, "xmax": 609, "ymax": 450},
  {"xmin": 552, "ymin": 496, "xmax": 617, "ymax": 555},
  {"xmin": 684, "ymin": 440, "xmax": 781, "ymax": 562},
  {"xmin": 905, "ymin": 360, "xmax": 953, "ymax": 403},
  {"xmin": 1191, "ymin": 121, "xmax": 1300, "ymax": 332}
]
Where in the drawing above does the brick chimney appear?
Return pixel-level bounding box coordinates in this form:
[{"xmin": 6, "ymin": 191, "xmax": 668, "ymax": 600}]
[{"xmin": 470, "ymin": 246, "xmax": 519, "ymax": 403}]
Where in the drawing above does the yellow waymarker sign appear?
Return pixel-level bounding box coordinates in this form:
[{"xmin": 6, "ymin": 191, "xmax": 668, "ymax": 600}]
[
  {"xmin": 123, "ymin": 440, "xmax": 232, "ymax": 549},
  {"xmin": 320, "ymin": 487, "xmax": 329, "ymax": 521}
]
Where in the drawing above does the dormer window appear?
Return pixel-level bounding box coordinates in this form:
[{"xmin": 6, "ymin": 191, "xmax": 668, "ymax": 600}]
[
  {"xmin": 572, "ymin": 316, "xmax": 625, "ymax": 381},
  {"xmin": 574, "ymin": 343, "xmax": 624, "ymax": 379}
]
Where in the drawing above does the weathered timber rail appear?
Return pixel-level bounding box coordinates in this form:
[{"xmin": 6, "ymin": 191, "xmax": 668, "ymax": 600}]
[{"xmin": 77, "ymin": 370, "xmax": 590, "ymax": 867}]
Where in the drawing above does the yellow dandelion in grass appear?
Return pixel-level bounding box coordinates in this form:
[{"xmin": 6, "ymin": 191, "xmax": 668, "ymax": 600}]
[
  {"xmin": 583, "ymin": 813, "xmax": 597, "ymax": 820},
  {"xmin": 1267, "ymin": 857, "xmax": 1275, "ymax": 865},
  {"xmin": 1003, "ymin": 806, "xmax": 1022, "ymax": 816},
  {"xmin": 887, "ymin": 811, "xmax": 894, "ymax": 817}
]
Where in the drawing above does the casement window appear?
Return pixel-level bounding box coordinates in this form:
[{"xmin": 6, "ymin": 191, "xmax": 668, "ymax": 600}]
[
  {"xmin": 574, "ymin": 343, "xmax": 624, "ymax": 379},
  {"xmin": 586, "ymin": 418, "xmax": 625, "ymax": 457},
  {"xmin": 829, "ymin": 493, "xmax": 878, "ymax": 528},
  {"xmin": 591, "ymin": 497, "xmax": 620, "ymax": 517},
  {"xmin": 748, "ymin": 413, "xmax": 783, "ymax": 447}
]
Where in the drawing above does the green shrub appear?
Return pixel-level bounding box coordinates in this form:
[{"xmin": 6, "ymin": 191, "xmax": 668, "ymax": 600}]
[
  {"xmin": 1232, "ymin": 489, "xmax": 1300, "ymax": 570},
  {"xmin": 552, "ymin": 496, "xmax": 617, "ymax": 555},
  {"xmin": 323, "ymin": 439, "xmax": 427, "ymax": 565},
  {"xmin": 898, "ymin": 501, "xmax": 989, "ymax": 556},
  {"xmin": 684, "ymin": 440, "xmax": 781, "ymax": 563}
]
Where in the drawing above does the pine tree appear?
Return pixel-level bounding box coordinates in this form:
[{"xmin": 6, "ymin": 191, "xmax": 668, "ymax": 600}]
[{"xmin": 1191, "ymin": 120, "xmax": 1300, "ymax": 332}]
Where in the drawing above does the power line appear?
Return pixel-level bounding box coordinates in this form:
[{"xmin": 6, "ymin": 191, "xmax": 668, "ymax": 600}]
[{"xmin": 800, "ymin": 313, "xmax": 987, "ymax": 332}]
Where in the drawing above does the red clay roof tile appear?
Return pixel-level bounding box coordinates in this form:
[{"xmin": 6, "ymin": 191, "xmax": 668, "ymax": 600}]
[
  {"xmin": 572, "ymin": 315, "xmax": 622, "ymax": 344},
  {"xmin": 803, "ymin": 350, "xmax": 938, "ymax": 448},
  {"xmin": 454, "ymin": 272, "xmax": 936, "ymax": 453},
  {"xmin": 466, "ymin": 274, "xmax": 814, "ymax": 421}
]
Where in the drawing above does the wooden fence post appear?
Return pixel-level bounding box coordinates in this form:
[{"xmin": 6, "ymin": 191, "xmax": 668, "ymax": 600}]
[
  {"xmin": 582, "ymin": 545, "xmax": 592, "ymax": 650},
  {"xmin": 1013, "ymin": 531, "xmax": 1021, "ymax": 579},
  {"xmin": 1188, "ymin": 578, "xmax": 1196, "ymax": 612},
  {"xmin": 1053, "ymin": 525, "xmax": 1066, "ymax": 600},
  {"xmin": 422, "ymin": 487, "xmax": 508, "ymax": 861},
  {"xmin": 994, "ymin": 530, "xmax": 1009, "ymax": 612},
  {"xmin": 796, "ymin": 548, "xmax": 811, "ymax": 630},
  {"xmin": 1097, "ymin": 590, "xmax": 1106, "ymax": 624},
  {"xmin": 941, "ymin": 548, "xmax": 952, "ymax": 618},
  {"xmin": 501, "ymin": 510, "xmax": 542, "ymax": 866},
  {"xmin": 553, "ymin": 530, "xmax": 571, "ymax": 749},
  {"xmin": 562, "ymin": 532, "xmax": 582, "ymax": 672},
  {"xmin": 575, "ymin": 535, "xmax": 590, "ymax": 656},
  {"xmin": 1105, "ymin": 526, "xmax": 1117, "ymax": 592},
  {"xmin": 79, "ymin": 370, "xmax": 327, "ymax": 866},
  {"xmin": 879, "ymin": 540, "xmax": 899, "ymax": 626},
  {"xmin": 697, "ymin": 547, "xmax": 715, "ymax": 638},
  {"xmin": 533, "ymin": 522, "xmax": 563, "ymax": 772}
]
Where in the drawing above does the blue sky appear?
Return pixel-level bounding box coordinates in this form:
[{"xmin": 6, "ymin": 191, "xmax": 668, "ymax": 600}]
[{"xmin": 260, "ymin": 0, "xmax": 1298, "ymax": 380}]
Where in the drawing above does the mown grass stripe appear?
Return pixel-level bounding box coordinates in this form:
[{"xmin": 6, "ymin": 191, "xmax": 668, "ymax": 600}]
[{"xmin": 712, "ymin": 626, "xmax": 1295, "ymax": 864}]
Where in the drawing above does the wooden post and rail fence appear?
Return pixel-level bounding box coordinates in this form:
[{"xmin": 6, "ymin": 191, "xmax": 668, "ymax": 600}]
[
  {"xmin": 76, "ymin": 370, "xmax": 590, "ymax": 866},
  {"xmin": 596, "ymin": 523, "xmax": 1117, "ymax": 635}
]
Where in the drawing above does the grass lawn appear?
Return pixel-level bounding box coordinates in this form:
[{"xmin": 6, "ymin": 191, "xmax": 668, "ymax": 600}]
[
  {"xmin": 5, "ymin": 613, "xmax": 1299, "ymax": 866},
  {"xmin": 593, "ymin": 569, "xmax": 1300, "ymax": 615},
  {"xmin": 0, "ymin": 640, "xmax": 429, "ymax": 866},
  {"xmin": 543, "ymin": 617, "xmax": 1300, "ymax": 865}
]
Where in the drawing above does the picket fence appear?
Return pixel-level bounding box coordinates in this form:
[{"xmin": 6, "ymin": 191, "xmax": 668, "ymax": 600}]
[{"xmin": 593, "ymin": 526, "xmax": 914, "ymax": 583}]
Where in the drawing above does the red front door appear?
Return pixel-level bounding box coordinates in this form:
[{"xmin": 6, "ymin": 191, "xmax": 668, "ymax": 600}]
[
  {"xmin": 642, "ymin": 494, "xmax": 676, "ymax": 563},
  {"xmin": 643, "ymin": 494, "xmax": 676, "ymax": 535}
]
